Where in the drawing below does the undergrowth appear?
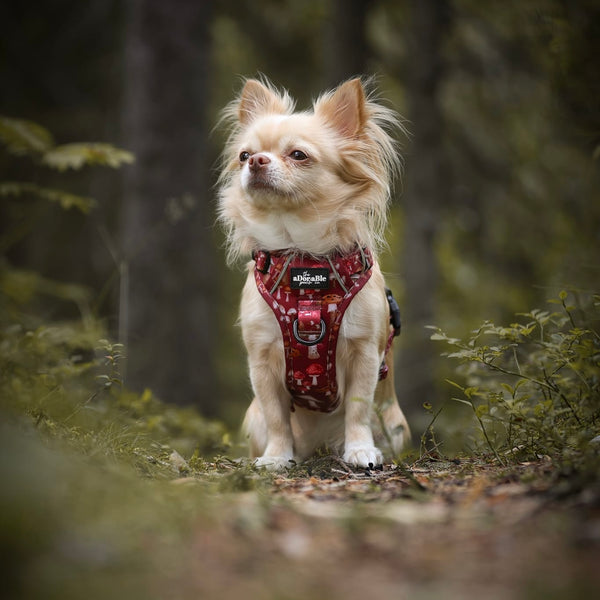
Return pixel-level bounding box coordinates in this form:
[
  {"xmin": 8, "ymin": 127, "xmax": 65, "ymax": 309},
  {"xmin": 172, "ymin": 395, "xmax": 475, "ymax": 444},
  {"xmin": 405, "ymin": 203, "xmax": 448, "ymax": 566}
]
[
  {"xmin": 0, "ymin": 116, "xmax": 229, "ymax": 478},
  {"xmin": 426, "ymin": 291, "xmax": 600, "ymax": 471}
]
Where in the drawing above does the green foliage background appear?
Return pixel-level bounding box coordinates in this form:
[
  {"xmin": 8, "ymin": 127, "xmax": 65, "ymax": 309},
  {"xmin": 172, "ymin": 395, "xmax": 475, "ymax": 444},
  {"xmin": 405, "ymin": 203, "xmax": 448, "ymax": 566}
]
[
  {"xmin": 0, "ymin": 4, "xmax": 599, "ymax": 597},
  {"xmin": 0, "ymin": 116, "xmax": 226, "ymax": 454},
  {"xmin": 1, "ymin": 0, "xmax": 598, "ymax": 450}
]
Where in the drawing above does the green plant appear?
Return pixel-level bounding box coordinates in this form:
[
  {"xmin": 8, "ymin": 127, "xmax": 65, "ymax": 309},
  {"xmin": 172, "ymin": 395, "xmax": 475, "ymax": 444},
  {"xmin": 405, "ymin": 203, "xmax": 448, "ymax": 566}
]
[
  {"xmin": 0, "ymin": 115, "xmax": 123, "ymax": 423},
  {"xmin": 0, "ymin": 117, "xmax": 226, "ymax": 469},
  {"xmin": 0, "ymin": 116, "xmax": 133, "ymax": 321},
  {"xmin": 427, "ymin": 291, "xmax": 600, "ymax": 466}
]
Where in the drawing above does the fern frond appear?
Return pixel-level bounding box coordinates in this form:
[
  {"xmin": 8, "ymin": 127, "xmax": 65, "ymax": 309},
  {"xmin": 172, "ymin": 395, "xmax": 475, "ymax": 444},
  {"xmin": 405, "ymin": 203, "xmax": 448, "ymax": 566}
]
[
  {"xmin": 0, "ymin": 182, "xmax": 96, "ymax": 213},
  {"xmin": 0, "ymin": 116, "xmax": 54, "ymax": 155},
  {"xmin": 42, "ymin": 143, "xmax": 135, "ymax": 171},
  {"xmin": 1, "ymin": 267, "xmax": 92, "ymax": 307}
]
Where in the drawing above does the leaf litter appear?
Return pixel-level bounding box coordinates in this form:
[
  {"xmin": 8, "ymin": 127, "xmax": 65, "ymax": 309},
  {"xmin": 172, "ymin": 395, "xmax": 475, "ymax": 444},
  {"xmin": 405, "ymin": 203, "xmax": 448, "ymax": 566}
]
[
  {"xmin": 159, "ymin": 453, "xmax": 600, "ymax": 600},
  {"xmin": 3, "ymin": 407, "xmax": 600, "ymax": 600}
]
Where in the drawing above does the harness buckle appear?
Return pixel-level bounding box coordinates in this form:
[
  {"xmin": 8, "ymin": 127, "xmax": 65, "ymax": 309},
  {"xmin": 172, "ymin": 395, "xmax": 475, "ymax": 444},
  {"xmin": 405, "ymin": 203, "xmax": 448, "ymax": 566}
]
[{"xmin": 252, "ymin": 250, "xmax": 271, "ymax": 274}]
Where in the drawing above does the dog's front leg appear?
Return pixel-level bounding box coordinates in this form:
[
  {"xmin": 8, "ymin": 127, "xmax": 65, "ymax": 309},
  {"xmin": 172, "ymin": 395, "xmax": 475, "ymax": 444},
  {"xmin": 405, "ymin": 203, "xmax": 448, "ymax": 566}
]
[
  {"xmin": 248, "ymin": 349, "xmax": 294, "ymax": 470},
  {"xmin": 342, "ymin": 341, "xmax": 384, "ymax": 467}
]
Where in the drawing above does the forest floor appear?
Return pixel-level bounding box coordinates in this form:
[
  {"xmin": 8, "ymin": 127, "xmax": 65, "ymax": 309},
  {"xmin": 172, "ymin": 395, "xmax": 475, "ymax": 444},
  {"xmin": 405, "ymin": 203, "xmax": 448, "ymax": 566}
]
[
  {"xmin": 5, "ymin": 415, "xmax": 600, "ymax": 600},
  {"xmin": 260, "ymin": 456, "xmax": 600, "ymax": 600},
  {"xmin": 169, "ymin": 455, "xmax": 600, "ymax": 600}
]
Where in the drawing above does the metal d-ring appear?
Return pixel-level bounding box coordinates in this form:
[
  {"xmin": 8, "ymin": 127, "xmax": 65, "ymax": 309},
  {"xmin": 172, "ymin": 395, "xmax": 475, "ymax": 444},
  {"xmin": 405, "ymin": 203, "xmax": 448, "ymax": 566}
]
[{"xmin": 292, "ymin": 319, "xmax": 326, "ymax": 346}]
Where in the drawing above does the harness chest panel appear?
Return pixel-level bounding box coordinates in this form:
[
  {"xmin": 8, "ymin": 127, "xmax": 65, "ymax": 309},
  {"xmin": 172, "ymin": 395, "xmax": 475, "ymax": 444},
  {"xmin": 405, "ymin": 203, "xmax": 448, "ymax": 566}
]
[{"xmin": 253, "ymin": 247, "xmax": 373, "ymax": 413}]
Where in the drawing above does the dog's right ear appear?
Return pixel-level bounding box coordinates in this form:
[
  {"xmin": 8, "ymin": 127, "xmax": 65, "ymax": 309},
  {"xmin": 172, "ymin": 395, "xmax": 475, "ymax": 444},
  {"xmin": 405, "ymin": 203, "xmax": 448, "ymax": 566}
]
[{"xmin": 238, "ymin": 79, "xmax": 292, "ymax": 125}]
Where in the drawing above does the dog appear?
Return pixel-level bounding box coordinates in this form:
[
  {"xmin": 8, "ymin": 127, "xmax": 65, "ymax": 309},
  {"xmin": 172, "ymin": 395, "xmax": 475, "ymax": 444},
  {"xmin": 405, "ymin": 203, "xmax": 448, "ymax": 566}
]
[{"xmin": 217, "ymin": 77, "xmax": 410, "ymax": 469}]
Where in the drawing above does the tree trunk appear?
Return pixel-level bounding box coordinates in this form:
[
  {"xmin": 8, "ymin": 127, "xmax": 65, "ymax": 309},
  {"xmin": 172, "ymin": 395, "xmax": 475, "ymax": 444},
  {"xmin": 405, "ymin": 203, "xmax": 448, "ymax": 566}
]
[
  {"xmin": 325, "ymin": 0, "xmax": 370, "ymax": 86},
  {"xmin": 120, "ymin": 0, "xmax": 218, "ymax": 413},
  {"xmin": 397, "ymin": 0, "xmax": 449, "ymax": 420}
]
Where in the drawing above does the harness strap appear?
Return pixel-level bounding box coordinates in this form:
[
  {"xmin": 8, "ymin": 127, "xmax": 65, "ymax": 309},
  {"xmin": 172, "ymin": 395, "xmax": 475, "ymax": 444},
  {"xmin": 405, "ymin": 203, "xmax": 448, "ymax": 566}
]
[
  {"xmin": 253, "ymin": 247, "xmax": 400, "ymax": 412},
  {"xmin": 253, "ymin": 246, "xmax": 373, "ymax": 412}
]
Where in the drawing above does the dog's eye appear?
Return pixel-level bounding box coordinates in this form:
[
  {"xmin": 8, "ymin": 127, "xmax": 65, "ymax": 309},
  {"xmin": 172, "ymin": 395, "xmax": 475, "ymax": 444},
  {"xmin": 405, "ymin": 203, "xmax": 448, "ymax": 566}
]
[
  {"xmin": 289, "ymin": 150, "xmax": 308, "ymax": 161},
  {"xmin": 239, "ymin": 151, "xmax": 250, "ymax": 162}
]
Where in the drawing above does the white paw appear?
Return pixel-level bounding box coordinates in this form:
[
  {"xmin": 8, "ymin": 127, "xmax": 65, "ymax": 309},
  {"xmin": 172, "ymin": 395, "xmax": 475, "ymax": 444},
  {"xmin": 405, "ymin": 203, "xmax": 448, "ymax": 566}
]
[
  {"xmin": 343, "ymin": 444, "xmax": 384, "ymax": 467},
  {"xmin": 254, "ymin": 455, "xmax": 294, "ymax": 471}
]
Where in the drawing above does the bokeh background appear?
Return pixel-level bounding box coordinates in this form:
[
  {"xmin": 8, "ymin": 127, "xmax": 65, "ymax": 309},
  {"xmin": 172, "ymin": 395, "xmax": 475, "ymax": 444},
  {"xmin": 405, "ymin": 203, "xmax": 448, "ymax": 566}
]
[{"xmin": 2, "ymin": 0, "xmax": 599, "ymax": 438}]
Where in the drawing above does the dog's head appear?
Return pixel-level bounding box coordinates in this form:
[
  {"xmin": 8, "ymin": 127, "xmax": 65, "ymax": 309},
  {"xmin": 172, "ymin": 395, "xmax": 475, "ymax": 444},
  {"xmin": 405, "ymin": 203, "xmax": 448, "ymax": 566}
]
[{"xmin": 218, "ymin": 77, "xmax": 402, "ymax": 260}]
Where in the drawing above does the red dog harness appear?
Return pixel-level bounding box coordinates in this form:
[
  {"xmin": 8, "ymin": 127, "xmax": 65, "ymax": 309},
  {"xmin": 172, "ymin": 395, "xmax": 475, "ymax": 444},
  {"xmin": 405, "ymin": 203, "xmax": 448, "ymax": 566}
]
[{"xmin": 253, "ymin": 246, "xmax": 395, "ymax": 413}]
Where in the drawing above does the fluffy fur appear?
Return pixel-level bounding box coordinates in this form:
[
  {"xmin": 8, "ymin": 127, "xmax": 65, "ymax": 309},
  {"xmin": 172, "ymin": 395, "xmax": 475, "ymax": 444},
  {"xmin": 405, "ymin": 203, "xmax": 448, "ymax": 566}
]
[{"xmin": 218, "ymin": 77, "xmax": 410, "ymax": 469}]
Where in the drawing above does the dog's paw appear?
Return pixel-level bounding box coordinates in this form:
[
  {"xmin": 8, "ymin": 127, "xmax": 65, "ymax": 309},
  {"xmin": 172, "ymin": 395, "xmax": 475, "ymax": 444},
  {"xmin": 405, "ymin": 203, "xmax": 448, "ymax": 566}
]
[
  {"xmin": 254, "ymin": 455, "xmax": 294, "ymax": 471},
  {"xmin": 343, "ymin": 444, "xmax": 384, "ymax": 468}
]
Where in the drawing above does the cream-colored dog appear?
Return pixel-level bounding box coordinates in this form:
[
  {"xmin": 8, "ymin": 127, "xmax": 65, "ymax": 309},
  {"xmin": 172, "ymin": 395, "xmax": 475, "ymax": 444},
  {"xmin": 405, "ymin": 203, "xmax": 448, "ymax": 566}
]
[{"xmin": 218, "ymin": 77, "xmax": 410, "ymax": 469}]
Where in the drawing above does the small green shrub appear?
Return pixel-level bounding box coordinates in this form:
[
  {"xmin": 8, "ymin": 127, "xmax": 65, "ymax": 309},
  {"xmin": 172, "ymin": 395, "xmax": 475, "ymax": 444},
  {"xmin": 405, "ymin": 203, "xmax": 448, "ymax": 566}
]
[
  {"xmin": 428, "ymin": 291, "xmax": 600, "ymax": 467},
  {"xmin": 0, "ymin": 117, "xmax": 226, "ymax": 472}
]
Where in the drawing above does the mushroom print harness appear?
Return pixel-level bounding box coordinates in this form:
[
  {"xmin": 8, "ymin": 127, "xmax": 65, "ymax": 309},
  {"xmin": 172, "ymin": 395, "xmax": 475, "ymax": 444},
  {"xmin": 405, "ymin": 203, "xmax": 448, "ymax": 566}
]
[{"xmin": 253, "ymin": 246, "xmax": 401, "ymax": 413}]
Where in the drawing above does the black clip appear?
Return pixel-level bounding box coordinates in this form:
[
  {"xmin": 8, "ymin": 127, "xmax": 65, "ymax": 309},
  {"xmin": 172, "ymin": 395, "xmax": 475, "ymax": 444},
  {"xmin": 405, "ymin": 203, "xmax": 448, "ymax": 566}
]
[{"xmin": 385, "ymin": 287, "xmax": 401, "ymax": 337}]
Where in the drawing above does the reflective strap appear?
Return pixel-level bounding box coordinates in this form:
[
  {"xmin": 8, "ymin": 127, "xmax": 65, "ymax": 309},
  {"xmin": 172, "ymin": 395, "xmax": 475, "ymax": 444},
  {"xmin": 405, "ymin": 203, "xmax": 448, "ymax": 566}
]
[
  {"xmin": 326, "ymin": 256, "xmax": 348, "ymax": 294},
  {"xmin": 269, "ymin": 254, "xmax": 293, "ymax": 295}
]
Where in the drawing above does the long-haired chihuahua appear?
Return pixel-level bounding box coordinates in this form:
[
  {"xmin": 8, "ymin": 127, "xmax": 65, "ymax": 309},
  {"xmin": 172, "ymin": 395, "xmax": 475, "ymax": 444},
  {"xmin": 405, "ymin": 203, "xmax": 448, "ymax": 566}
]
[{"xmin": 218, "ymin": 77, "xmax": 410, "ymax": 469}]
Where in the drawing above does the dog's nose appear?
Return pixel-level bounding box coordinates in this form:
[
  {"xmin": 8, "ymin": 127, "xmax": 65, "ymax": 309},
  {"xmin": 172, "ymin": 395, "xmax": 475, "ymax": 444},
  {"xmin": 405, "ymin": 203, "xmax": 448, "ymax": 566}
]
[{"xmin": 248, "ymin": 153, "xmax": 271, "ymax": 171}]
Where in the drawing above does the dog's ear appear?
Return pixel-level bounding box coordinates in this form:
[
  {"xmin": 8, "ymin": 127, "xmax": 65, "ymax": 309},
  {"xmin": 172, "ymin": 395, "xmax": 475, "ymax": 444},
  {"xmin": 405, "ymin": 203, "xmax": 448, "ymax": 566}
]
[
  {"xmin": 238, "ymin": 79, "xmax": 291, "ymax": 125},
  {"xmin": 315, "ymin": 79, "xmax": 367, "ymax": 138}
]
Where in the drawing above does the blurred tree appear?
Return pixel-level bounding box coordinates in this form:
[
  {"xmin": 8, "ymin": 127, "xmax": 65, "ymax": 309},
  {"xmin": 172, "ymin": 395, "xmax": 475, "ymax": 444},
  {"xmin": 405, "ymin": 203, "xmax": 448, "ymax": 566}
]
[
  {"xmin": 120, "ymin": 0, "xmax": 218, "ymax": 412},
  {"xmin": 0, "ymin": 0, "xmax": 125, "ymax": 296},
  {"xmin": 214, "ymin": 0, "xmax": 328, "ymax": 101},
  {"xmin": 545, "ymin": 0, "xmax": 600, "ymax": 155},
  {"xmin": 373, "ymin": 0, "xmax": 600, "ymax": 430},
  {"xmin": 324, "ymin": 0, "xmax": 370, "ymax": 86},
  {"xmin": 395, "ymin": 0, "xmax": 451, "ymax": 420},
  {"xmin": 435, "ymin": 0, "xmax": 600, "ymax": 322},
  {"xmin": 1, "ymin": 0, "xmax": 598, "ymax": 435}
]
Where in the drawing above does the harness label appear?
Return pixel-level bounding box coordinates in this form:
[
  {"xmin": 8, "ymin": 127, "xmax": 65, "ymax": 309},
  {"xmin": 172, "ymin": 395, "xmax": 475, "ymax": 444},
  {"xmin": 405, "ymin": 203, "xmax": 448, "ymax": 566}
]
[{"xmin": 290, "ymin": 268, "xmax": 330, "ymax": 290}]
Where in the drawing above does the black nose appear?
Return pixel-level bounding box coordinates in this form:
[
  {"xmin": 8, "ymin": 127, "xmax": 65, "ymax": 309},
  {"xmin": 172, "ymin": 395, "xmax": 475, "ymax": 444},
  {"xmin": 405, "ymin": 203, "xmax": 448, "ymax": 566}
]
[{"xmin": 248, "ymin": 153, "xmax": 271, "ymax": 171}]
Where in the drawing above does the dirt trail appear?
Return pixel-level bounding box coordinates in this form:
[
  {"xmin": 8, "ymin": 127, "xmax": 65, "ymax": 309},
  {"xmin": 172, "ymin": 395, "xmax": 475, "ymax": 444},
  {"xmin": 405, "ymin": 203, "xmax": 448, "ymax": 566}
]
[{"xmin": 170, "ymin": 458, "xmax": 600, "ymax": 600}]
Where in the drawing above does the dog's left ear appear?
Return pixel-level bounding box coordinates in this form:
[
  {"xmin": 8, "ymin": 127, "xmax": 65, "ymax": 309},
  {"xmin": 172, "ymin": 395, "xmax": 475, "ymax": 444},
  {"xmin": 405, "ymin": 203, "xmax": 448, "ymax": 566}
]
[{"xmin": 315, "ymin": 79, "xmax": 367, "ymax": 138}]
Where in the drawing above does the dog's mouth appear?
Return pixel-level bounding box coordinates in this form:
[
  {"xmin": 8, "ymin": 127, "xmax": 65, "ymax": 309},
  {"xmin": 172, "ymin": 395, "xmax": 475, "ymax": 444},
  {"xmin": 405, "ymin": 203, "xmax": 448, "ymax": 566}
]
[
  {"xmin": 245, "ymin": 170, "xmax": 284, "ymax": 196},
  {"xmin": 242, "ymin": 166, "xmax": 302, "ymax": 207},
  {"xmin": 248, "ymin": 176, "xmax": 276, "ymax": 191}
]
